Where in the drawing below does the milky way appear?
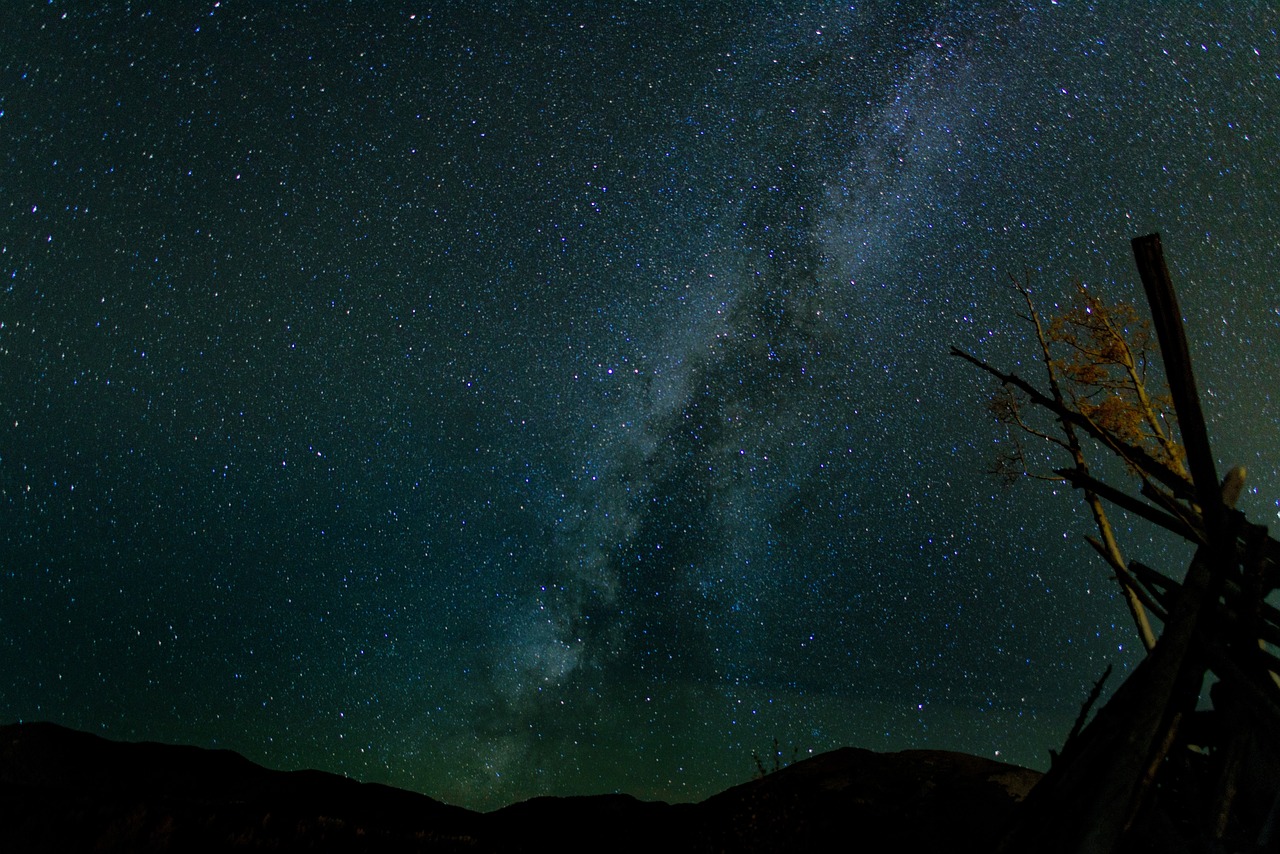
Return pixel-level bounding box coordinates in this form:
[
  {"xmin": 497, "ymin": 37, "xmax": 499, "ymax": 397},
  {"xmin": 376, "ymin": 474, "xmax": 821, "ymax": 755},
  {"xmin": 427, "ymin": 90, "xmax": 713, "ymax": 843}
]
[{"xmin": 2, "ymin": 1, "xmax": 1278, "ymax": 809}]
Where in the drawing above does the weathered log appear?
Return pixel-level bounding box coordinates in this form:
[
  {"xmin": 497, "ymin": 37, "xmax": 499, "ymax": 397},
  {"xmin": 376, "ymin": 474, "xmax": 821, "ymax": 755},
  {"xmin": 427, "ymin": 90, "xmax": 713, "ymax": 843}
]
[
  {"xmin": 1133, "ymin": 233, "xmax": 1227, "ymax": 550},
  {"xmin": 1056, "ymin": 468, "xmax": 1199, "ymax": 542}
]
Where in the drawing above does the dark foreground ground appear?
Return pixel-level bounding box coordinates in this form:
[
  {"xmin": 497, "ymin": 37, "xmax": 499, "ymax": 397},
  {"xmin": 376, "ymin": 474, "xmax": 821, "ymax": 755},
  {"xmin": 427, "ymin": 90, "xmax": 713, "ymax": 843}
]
[{"xmin": 0, "ymin": 721, "xmax": 1040, "ymax": 853}]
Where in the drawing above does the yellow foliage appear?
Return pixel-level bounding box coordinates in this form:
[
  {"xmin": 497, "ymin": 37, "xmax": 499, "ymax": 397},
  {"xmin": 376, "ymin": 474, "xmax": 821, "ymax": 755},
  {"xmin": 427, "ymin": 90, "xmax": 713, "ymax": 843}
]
[{"xmin": 1047, "ymin": 285, "xmax": 1184, "ymax": 473}]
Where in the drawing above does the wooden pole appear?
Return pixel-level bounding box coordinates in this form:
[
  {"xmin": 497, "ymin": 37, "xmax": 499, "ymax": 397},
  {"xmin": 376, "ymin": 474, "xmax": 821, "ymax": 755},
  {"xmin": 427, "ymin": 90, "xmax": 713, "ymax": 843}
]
[{"xmin": 1130, "ymin": 233, "xmax": 1225, "ymax": 546}]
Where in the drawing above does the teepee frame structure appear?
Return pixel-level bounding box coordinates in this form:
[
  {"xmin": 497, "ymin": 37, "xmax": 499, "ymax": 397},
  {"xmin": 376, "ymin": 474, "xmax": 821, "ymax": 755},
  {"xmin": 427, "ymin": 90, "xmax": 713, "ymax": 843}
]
[{"xmin": 957, "ymin": 234, "xmax": 1280, "ymax": 852}]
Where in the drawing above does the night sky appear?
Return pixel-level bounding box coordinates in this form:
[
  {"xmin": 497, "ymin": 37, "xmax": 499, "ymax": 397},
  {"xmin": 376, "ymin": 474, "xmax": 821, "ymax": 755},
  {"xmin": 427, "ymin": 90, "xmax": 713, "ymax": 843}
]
[{"xmin": 3, "ymin": 1, "xmax": 1278, "ymax": 810}]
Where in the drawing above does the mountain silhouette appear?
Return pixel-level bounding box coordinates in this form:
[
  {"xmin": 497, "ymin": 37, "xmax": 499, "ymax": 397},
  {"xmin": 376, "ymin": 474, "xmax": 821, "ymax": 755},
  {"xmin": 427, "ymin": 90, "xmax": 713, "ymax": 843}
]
[{"xmin": 0, "ymin": 721, "xmax": 1039, "ymax": 852}]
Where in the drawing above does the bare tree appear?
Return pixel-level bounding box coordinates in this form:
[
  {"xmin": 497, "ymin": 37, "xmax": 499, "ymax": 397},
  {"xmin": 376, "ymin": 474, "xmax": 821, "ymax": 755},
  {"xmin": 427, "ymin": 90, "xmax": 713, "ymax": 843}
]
[{"xmin": 956, "ymin": 275, "xmax": 1194, "ymax": 651}]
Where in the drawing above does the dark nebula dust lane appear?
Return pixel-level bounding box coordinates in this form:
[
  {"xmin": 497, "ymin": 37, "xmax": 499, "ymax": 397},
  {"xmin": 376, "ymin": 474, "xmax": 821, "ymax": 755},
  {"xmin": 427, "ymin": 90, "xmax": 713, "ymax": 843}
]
[{"xmin": 2, "ymin": 1, "xmax": 1278, "ymax": 809}]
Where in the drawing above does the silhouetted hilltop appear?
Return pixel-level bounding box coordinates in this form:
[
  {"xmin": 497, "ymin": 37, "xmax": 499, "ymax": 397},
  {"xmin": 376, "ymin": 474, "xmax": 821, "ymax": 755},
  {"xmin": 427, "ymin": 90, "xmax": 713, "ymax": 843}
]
[{"xmin": 0, "ymin": 721, "xmax": 1039, "ymax": 852}]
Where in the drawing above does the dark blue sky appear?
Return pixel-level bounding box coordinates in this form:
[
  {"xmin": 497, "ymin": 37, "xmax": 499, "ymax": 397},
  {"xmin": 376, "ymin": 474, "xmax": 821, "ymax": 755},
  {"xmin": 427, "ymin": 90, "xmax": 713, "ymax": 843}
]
[{"xmin": 2, "ymin": 1, "xmax": 1278, "ymax": 809}]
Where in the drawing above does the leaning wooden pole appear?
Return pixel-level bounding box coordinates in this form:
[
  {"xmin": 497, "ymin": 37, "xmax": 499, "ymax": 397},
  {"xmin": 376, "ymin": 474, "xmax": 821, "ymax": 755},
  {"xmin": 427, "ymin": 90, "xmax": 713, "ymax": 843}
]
[
  {"xmin": 1127, "ymin": 234, "xmax": 1237, "ymax": 831},
  {"xmin": 1131, "ymin": 233, "xmax": 1224, "ymax": 545}
]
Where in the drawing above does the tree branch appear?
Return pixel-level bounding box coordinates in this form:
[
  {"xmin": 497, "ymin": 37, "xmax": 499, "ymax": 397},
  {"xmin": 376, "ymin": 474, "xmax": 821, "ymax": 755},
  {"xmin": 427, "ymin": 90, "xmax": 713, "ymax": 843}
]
[{"xmin": 951, "ymin": 347, "xmax": 1194, "ymax": 501}]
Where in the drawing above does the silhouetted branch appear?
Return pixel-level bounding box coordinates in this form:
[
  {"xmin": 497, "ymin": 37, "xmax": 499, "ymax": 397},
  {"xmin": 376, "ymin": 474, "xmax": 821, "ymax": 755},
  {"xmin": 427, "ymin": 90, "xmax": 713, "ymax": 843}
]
[
  {"xmin": 950, "ymin": 346, "xmax": 1194, "ymax": 502},
  {"xmin": 1066, "ymin": 664, "xmax": 1114, "ymax": 749}
]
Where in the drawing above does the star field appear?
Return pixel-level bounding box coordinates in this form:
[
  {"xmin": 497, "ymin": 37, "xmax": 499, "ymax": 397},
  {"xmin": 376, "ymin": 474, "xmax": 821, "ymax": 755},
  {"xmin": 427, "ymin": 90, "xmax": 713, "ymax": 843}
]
[{"xmin": 2, "ymin": 1, "xmax": 1278, "ymax": 810}]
